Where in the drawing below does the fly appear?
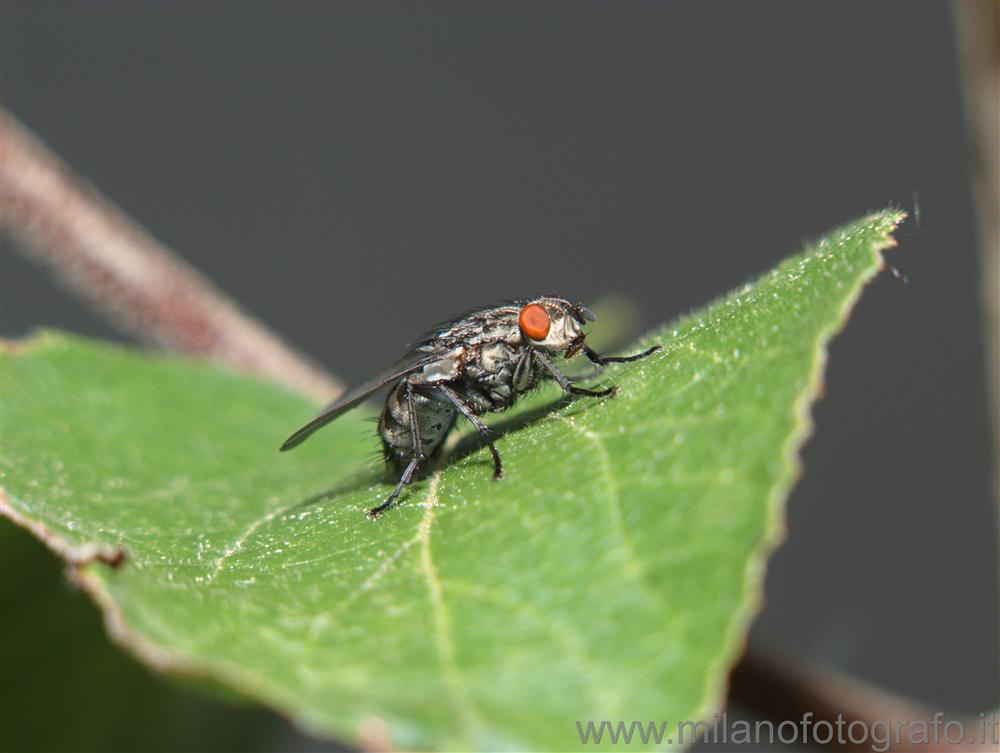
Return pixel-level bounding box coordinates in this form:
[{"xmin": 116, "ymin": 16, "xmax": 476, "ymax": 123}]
[{"xmin": 280, "ymin": 296, "xmax": 660, "ymax": 518}]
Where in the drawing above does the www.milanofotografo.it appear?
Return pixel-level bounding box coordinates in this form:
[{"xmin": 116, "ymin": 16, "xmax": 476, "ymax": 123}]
[{"xmin": 575, "ymin": 712, "xmax": 998, "ymax": 751}]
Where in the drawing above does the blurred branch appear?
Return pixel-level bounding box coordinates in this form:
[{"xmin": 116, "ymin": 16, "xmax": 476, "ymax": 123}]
[
  {"xmin": 0, "ymin": 110, "xmax": 341, "ymax": 402},
  {"xmin": 729, "ymin": 650, "xmax": 997, "ymax": 752},
  {"xmin": 954, "ymin": 1, "xmax": 999, "ymax": 494}
]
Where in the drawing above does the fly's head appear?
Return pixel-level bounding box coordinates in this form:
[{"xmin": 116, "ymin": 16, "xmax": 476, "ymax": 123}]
[{"xmin": 517, "ymin": 296, "xmax": 596, "ymax": 358}]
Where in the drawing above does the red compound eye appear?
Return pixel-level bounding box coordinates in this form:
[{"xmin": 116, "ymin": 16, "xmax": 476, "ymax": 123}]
[{"xmin": 519, "ymin": 303, "xmax": 551, "ymax": 340}]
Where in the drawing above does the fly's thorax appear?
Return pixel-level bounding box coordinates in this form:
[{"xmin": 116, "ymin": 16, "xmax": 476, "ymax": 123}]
[
  {"xmin": 429, "ymin": 312, "xmax": 522, "ymax": 351},
  {"xmin": 474, "ymin": 340, "xmax": 520, "ymax": 374},
  {"xmin": 473, "ymin": 322, "xmax": 523, "ymax": 348},
  {"xmin": 461, "ymin": 340, "xmax": 531, "ymax": 408}
]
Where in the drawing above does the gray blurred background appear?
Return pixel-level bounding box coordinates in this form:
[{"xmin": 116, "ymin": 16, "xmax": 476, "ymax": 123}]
[{"xmin": 2, "ymin": 1, "xmax": 996, "ymax": 751}]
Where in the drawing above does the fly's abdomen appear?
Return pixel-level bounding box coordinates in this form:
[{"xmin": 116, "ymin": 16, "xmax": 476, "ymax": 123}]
[{"xmin": 379, "ymin": 382, "xmax": 457, "ymax": 469}]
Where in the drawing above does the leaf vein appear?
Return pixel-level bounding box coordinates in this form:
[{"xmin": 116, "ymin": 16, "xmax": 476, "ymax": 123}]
[
  {"xmin": 553, "ymin": 415, "xmax": 667, "ymax": 607},
  {"xmin": 418, "ymin": 474, "xmax": 481, "ymax": 744}
]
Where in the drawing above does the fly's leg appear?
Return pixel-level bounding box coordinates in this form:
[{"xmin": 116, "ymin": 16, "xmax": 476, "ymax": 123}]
[
  {"xmin": 368, "ymin": 385, "xmax": 426, "ymax": 519},
  {"xmin": 368, "ymin": 455, "xmax": 420, "ymax": 519},
  {"xmin": 534, "ymin": 351, "xmax": 618, "ymax": 398},
  {"xmin": 511, "ymin": 349, "xmax": 533, "ymax": 392},
  {"xmin": 434, "ymin": 384, "xmax": 503, "ymax": 480},
  {"xmin": 584, "ymin": 343, "xmax": 661, "ymax": 365}
]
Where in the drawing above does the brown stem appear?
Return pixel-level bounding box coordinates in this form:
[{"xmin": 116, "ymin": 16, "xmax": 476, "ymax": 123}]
[
  {"xmin": 729, "ymin": 650, "xmax": 997, "ymax": 752},
  {"xmin": 0, "ymin": 110, "xmax": 341, "ymax": 402},
  {"xmin": 954, "ymin": 0, "xmax": 1000, "ymax": 507}
]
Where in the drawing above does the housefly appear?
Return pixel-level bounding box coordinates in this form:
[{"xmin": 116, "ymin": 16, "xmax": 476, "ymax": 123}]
[{"xmin": 280, "ymin": 296, "xmax": 660, "ymax": 518}]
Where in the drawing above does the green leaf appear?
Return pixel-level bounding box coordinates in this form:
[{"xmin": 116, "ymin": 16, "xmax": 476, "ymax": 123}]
[
  {"xmin": 0, "ymin": 518, "xmax": 293, "ymax": 753},
  {"xmin": 1, "ymin": 211, "xmax": 904, "ymax": 751}
]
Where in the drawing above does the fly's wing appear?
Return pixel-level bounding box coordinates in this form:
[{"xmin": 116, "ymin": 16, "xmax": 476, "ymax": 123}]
[{"xmin": 279, "ymin": 354, "xmax": 439, "ymax": 451}]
